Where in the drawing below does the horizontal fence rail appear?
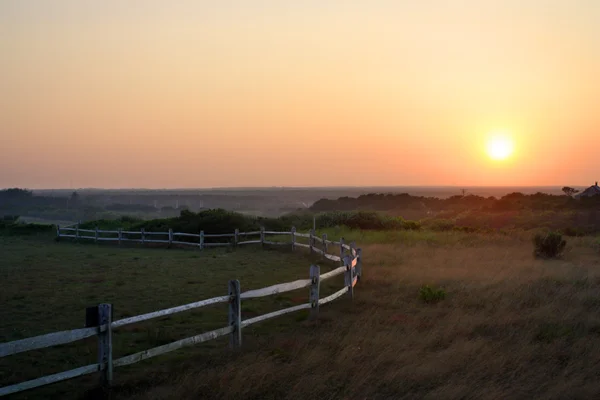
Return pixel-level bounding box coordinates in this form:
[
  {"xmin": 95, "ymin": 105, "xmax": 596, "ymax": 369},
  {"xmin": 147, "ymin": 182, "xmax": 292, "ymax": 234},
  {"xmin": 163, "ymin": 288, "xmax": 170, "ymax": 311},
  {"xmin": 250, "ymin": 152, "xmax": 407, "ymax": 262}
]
[{"xmin": 1, "ymin": 227, "xmax": 363, "ymax": 397}]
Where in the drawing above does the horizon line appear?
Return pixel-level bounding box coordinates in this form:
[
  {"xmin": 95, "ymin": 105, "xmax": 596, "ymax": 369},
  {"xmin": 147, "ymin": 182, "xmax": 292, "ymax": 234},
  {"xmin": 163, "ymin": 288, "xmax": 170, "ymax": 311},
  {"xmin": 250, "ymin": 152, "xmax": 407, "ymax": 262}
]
[{"xmin": 15, "ymin": 184, "xmax": 588, "ymax": 191}]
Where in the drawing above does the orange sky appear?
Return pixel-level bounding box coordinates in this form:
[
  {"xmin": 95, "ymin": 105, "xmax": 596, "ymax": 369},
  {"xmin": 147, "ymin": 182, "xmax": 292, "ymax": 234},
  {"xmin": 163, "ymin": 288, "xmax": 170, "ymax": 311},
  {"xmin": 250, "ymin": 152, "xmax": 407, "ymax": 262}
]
[{"xmin": 1, "ymin": 1, "xmax": 598, "ymax": 189}]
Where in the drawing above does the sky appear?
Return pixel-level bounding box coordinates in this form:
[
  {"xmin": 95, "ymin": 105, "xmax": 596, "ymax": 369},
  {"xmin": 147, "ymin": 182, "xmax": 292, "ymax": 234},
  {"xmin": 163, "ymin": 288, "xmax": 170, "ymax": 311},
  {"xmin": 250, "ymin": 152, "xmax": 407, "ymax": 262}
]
[{"xmin": 1, "ymin": 0, "xmax": 598, "ymax": 189}]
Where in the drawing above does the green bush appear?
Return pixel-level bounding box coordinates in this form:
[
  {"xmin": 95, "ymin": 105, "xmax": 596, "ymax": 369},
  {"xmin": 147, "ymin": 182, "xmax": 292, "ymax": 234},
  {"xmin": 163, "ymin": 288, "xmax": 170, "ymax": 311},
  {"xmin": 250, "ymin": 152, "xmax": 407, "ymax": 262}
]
[
  {"xmin": 533, "ymin": 232, "xmax": 567, "ymax": 258},
  {"xmin": 426, "ymin": 219, "xmax": 456, "ymax": 232},
  {"xmin": 0, "ymin": 220, "xmax": 54, "ymax": 236},
  {"xmin": 419, "ymin": 285, "xmax": 446, "ymax": 303},
  {"xmin": 402, "ymin": 220, "xmax": 421, "ymax": 230}
]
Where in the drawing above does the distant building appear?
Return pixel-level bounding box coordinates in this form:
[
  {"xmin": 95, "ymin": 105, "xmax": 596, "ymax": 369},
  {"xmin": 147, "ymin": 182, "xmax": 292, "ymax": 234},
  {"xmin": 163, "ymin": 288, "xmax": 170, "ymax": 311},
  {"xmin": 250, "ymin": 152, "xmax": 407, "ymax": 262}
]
[{"xmin": 575, "ymin": 182, "xmax": 600, "ymax": 198}]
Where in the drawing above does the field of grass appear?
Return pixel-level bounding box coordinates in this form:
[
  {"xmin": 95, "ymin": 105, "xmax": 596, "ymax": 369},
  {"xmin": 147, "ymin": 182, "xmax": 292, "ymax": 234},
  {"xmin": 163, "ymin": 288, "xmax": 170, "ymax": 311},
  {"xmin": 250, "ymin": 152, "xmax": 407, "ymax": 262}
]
[
  {"xmin": 2, "ymin": 230, "xmax": 600, "ymax": 399},
  {"xmin": 0, "ymin": 233, "xmax": 344, "ymax": 399}
]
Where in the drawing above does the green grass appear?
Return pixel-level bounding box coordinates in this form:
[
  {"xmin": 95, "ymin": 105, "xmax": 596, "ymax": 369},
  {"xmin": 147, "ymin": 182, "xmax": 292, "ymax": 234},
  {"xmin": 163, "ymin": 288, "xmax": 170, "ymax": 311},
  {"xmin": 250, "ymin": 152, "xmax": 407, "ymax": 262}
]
[
  {"xmin": 0, "ymin": 234, "xmax": 343, "ymax": 399},
  {"xmin": 4, "ymin": 230, "xmax": 600, "ymax": 399}
]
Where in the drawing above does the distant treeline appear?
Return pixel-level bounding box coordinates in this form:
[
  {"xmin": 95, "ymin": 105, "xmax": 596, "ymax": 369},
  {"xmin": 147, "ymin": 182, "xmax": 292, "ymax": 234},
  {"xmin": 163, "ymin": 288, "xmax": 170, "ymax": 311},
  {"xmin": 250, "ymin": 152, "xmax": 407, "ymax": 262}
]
[
  {"xmin": 0, "ymin": 188, "xmax": 182, "ymax": 222},
  {"xmin": 310, "ymin": 192, "xmax": 600, "ymax": 213},
  {"xmin": 309, "ymin": 192, "xmax": 600, "ymax": 236},
  {"xmin": 80, "ymin": 209, "xmax": 417, "ymax": 235}
]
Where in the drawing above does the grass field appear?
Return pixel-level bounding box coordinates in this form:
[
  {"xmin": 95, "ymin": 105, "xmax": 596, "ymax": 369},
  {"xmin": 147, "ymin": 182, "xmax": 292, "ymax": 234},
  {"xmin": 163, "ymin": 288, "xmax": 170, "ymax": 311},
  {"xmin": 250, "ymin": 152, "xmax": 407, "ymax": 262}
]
[
  {"xmin": 0, "ymin": 233, "xmax": 344, "ymax": 399},
  {"xmin": 2, "ymin": 230, "xmax": 600, "ymax": 399}
]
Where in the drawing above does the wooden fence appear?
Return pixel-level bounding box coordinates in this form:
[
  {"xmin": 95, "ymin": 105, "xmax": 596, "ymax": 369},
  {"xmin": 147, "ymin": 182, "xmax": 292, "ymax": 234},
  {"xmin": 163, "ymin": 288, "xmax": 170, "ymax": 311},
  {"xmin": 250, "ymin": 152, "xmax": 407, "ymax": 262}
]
[
  {"xmin": 55, "ymin": 224, "xmax": 344, "ymax": 256},
  {"xmin": 0, "ymin": 228, "xmax": 362, "ymax": 397}
]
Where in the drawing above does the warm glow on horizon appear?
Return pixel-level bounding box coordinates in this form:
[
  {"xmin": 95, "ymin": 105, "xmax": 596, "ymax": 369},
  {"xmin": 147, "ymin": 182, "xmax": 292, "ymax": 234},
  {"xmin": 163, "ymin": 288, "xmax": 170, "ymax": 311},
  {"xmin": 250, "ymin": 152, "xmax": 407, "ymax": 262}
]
[
  {"xmin": 0, "ymin": 1, "xmax": 599, "ymax": 189},
  {"xmin": 486, "ymin": 132, "xmax": 515, "ymax": 161}
]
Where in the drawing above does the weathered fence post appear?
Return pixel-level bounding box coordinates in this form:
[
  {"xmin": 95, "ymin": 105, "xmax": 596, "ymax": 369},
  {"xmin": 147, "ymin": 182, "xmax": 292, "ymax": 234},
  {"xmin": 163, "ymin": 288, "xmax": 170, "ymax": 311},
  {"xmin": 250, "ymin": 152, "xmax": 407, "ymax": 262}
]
[
  {"xmin": 98, "ymin": 303, "xmax": 113, "ymax": 389},
  {"xmin": 234, "ymin": 229, "xmax": 239, "ymax": 247},
  {"xmin": 309, "ymin": 265, "xmax": 320, "ymax": 320},
  {"xmin": 291, "ymin": 226, "xmax": 296, "ymax": 251},
  {"xmin": 344, "ymin": 256, "xmax": 354, "ymax": 300},
  {"xmin": 95, "ymin": 227, "xmax": 99, "ymax": 243},
  {"xmin": 228, "ymin": 280, "xmax": 241, "ymax": 349},
  {"xmin": 141, "ymin": 228, "xmax": 145, "ymax": 245},
  {"xmin": 200, "ymin": 231, "xmax": 204, "ymax": 250},
  {"xmin": 117, "ymin": 228, "xmax": 122, "ymax": 246},
  {"xmin": 356, "ymin": 248, "xmax": 362, "ymax": 281},
  {"xmin": 260, "ymin": 226, "xmax": 265, "ymax": 248},
  {"xmin": 340, "ymin": 237, "xmax": 345, "ymax": 265},
  {"xmin": 309, "ymin": 229, "xmax": 315, "ymax": 254},
  {"xmin": 322, "ymin": 234, "xmax": 328, "ymax": 258},
  {"xmin": 168, "ymin": 229, "xmax": 173, "ymax": 247}
]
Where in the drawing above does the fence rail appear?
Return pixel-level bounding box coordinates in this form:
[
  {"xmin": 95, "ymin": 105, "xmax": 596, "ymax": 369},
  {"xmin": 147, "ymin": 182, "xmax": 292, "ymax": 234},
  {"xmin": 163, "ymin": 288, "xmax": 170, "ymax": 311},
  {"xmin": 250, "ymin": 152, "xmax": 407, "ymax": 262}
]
[{"xmin": 0, "ymin": 227, "xmax": 362, "ymax": 398}]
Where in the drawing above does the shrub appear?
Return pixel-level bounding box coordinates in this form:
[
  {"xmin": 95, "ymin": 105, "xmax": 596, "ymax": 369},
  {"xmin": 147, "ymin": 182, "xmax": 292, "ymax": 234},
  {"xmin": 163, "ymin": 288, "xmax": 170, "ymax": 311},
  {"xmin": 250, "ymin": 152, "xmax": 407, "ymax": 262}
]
[
  {"xmin": 419, "ymin": 285, "xmax": 446, "ymax": 303},
  {"xmin": 426, "ymin": 219, "xmax": 456, "ymax": 232},
  {"xmin": 402, "ymin": 220, "xmax": 421, "ymax": 230},
  {"xmin": 533, "ymin": 232, "xmax": 566, "ymax": 258},
  {"xmin": 0, "ymin": 220, "xmax": 54, "ymax": 236}
]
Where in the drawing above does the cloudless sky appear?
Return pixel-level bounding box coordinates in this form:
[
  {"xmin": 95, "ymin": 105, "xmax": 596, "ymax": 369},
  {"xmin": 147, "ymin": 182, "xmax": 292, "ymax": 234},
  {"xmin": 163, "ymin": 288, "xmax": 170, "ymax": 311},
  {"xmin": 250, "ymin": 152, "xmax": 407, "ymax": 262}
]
[{"xmin": 1, "ymin": 0, "xmax": 598, "ymax": 189}]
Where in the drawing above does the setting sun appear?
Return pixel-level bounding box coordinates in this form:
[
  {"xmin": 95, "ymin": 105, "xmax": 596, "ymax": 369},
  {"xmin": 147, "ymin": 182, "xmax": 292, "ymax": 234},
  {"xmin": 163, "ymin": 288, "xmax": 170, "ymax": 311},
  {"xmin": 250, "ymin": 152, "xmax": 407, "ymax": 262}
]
[{"xmin": 486, "ymin": 132, "xmax": 515, "ymax": 161}]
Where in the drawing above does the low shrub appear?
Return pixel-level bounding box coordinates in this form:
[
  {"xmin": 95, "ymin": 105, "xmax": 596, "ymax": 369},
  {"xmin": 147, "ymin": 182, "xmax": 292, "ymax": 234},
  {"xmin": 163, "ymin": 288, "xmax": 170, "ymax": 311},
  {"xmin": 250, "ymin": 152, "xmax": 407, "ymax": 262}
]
[
  {"xmin": 533, "ymin": 232, "xmax": 566, "ymax": 258},
  {"xmin": 419, "ymin": 285, "xmax": 446, "ymax": 303}
]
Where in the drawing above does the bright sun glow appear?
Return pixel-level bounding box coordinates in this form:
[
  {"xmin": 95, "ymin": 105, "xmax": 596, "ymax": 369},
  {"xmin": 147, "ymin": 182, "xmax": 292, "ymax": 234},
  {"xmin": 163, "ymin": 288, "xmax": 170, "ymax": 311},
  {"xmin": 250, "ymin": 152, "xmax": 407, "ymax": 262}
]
[{"xmin": 486, "ymin": 132, "xmax": 515, "ymax": 161}]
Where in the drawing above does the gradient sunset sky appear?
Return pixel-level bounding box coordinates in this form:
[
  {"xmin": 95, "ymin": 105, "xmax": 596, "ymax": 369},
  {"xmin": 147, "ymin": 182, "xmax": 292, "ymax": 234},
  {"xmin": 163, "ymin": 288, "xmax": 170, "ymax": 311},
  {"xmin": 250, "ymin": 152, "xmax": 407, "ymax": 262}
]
[{"xmin": 1, "ymin": 1, "xmax": 598, "ymax": 189}]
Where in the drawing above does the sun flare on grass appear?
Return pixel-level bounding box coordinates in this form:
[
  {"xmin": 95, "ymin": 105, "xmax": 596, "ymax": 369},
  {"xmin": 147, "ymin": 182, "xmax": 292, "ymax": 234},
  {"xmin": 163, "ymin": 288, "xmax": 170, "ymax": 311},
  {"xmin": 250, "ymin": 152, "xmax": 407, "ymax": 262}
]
[{"xmin": 486, "ymin": 131, "xmax": 515, "ymax": 161}]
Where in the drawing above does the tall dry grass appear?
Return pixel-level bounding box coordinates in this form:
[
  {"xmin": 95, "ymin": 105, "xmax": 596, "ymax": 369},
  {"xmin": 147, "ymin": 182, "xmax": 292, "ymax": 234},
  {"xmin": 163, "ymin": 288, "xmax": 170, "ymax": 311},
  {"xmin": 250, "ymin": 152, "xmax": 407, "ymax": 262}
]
[{"xmin": 105, "ymin": 234, "xmax": 600, "ymax": 400}]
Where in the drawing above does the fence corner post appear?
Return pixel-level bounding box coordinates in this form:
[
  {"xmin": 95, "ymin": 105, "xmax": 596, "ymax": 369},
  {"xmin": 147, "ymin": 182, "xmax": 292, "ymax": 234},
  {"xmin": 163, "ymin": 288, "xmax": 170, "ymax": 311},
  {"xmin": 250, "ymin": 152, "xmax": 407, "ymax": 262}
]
[
  {"xmin": 357, "ymin": 248, "xmax": 362, "ymax": 281},
  {"xmin": 97, "ymin": 303, "xmax": 113, "ymax": 390},
  {"xmin": 291, "ymin": 226, "xmax": 296, "ymax": 251},
  {"xmin": 343, "ymin": 256, "xmax": 354, "ymax": 300},
  {"xmin": 234, "ymin": 229, "xmax": 239, "ymax": 247},
  {"xmin": 200, "ymin": 230, "xmax": 204, "ymax": 250},
  {"xmin": 322, "ymin": 234, "xmax": 328, "ymax": 259},
  {"xmin": 228, "ymin": 280, "xmax": 241, "ymax": 350},
  {"xmin": 309, "ymin": 265, "xmax": 320, "ymax": 320}
]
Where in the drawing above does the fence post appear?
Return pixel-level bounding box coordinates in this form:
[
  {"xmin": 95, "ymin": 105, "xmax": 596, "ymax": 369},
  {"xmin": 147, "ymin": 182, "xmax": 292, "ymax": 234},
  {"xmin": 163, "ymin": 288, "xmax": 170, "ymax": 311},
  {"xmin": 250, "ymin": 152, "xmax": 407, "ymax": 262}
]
[
  {"xmin": 76, "ymin": 223, "xmax": 80, "ymax": 242},
  {"xmin": 309, "ymin": 265, "xmax": 320, "ymax": 320},
  {"xmin": 200, "ymin": 231, "xmax": 204, "ymax": 250},
  {"xmin": 322, "ymin": 234, "xmax": 328, "ymax": 259},
  {"xmin": 117, "ymin": 228, "xmax": 122, "ymax": 246},
  {"xmin": 291, "ymin": 226, "xmax": 296, "ymax": 251},
  {"xmin": 234, "ymin": 229, "xmax": 239, "ymax": 247},
  {"xmin": 97, "ymin": 303, "xmax": 113, "ymax": 389},
  {"xmin": 340, "ymin": 237, "xmax": 345, "ymax": 265},
  {"xmin": 56, "ymin": 224, "xmax": 61, "ymax": 241},
  {"xmin": 260, "ymin": 226, "xmax": 265, "ymax": 248},
  {"xmin": 356, "ymin": 248, "xmax": 362, "ymax": 281},
  {"xmin": 141, "ymin": 228, "xmax": 145, "ymax": 245},
  {"xmin": 95, "ymin": 227, "xmax": 99, "ymax": 243},
  {"xmin": 228, "ymin": 280, "xmax": 241, "ymax": 349},
  {"xmin": 309, "ymin": 229, "xmax": 315, "ymax": 254},
  {"xmin": 344, "ymin": 256, "xmax": 354, "ymax": 300},
  {"xmin": 168, "ymin": 229, "xmax": 173, "ymax": 247}
]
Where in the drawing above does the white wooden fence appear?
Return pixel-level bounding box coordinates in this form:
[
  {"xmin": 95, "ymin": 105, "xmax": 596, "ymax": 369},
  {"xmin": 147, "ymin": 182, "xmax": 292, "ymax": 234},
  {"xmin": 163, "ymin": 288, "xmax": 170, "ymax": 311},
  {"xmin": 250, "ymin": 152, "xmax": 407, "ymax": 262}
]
[{"xmin": 0, "ymin": 228, "xmax": 362, "ymax": 397}]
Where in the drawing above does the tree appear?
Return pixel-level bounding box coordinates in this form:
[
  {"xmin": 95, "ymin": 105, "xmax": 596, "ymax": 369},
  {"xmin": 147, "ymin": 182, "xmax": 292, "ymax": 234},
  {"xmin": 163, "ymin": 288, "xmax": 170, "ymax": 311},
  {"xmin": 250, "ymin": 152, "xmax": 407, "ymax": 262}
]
[{"xmin": 562, "ymin": 187, "xmax": 579, "ymax": 197}]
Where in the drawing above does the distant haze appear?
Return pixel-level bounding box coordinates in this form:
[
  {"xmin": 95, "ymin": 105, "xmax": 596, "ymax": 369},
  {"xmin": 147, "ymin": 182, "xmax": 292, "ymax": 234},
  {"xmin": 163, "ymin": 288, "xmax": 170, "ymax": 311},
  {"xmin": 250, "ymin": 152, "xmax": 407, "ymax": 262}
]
[{"xmin": 1, "ymin": 1, "xmax": 598, "ymax": 189}]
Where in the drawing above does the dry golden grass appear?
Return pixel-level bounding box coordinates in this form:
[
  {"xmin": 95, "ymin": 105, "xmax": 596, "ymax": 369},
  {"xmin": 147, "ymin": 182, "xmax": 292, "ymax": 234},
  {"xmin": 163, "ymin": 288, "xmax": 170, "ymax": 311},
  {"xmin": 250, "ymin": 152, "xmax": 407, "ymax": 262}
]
[{"xmin": 103, "ymin": 233, "xmax": 600, "ymax": 400}]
